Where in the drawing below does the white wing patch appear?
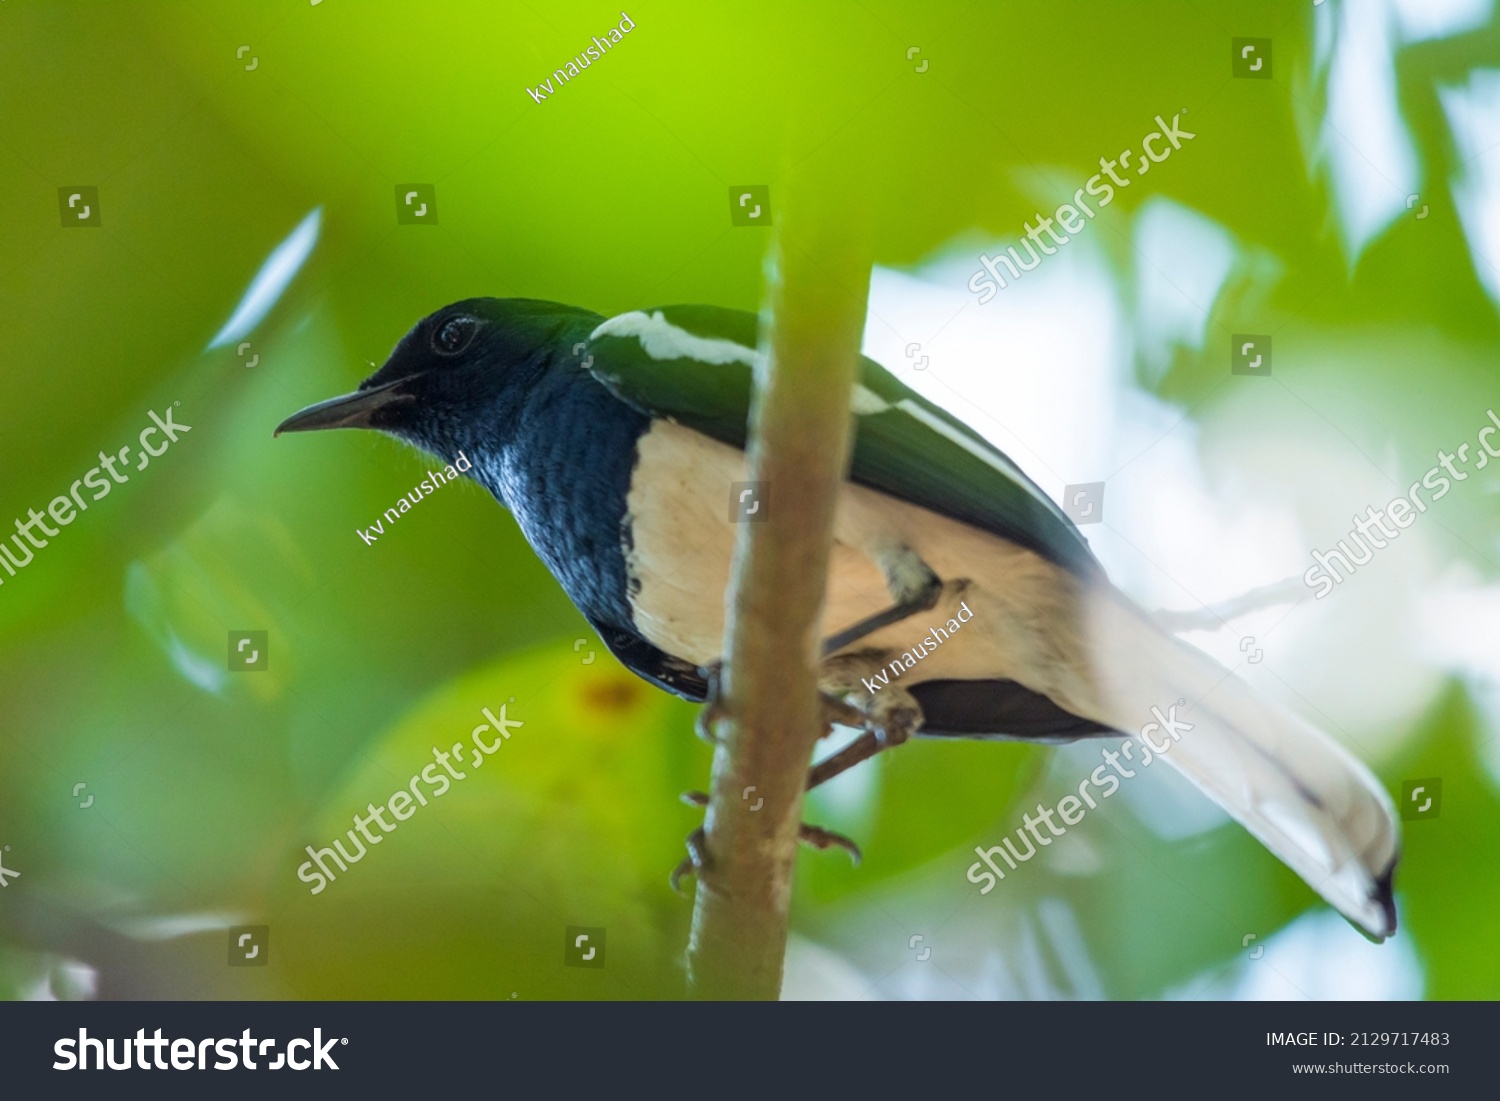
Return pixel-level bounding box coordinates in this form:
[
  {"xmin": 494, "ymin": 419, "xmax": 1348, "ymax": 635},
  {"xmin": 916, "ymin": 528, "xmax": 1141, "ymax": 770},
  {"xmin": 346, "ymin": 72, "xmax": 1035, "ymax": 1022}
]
[
  {"xmin": 591, "ymin": 308, "xmax": 892, "ymax": 416},
  {"xmin": 591, "ymin": 309, "xmax": 759, "ymax": 367}
]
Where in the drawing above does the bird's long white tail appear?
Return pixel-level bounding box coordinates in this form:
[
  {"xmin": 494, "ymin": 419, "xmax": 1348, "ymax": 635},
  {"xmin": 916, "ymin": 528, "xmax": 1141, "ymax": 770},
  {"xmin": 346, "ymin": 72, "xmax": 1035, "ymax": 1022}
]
[{"xmin": 1079, "ymin": 591, "xmax": 1400, "ymax": 939}]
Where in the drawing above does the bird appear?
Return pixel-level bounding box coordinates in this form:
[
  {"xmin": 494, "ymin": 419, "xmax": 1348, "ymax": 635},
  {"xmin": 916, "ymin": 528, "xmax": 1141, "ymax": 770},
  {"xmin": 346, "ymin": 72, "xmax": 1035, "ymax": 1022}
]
[{"xmin": 276, "ymin": 296, "xmax": 1400, "ymax": 940}]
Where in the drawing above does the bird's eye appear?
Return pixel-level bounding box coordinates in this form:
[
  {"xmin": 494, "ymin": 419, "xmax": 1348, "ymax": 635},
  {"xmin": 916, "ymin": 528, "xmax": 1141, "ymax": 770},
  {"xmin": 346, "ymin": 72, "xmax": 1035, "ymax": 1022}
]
[{"xmin": 433, "ymin": 316, "xmax": 478, "ymax": 356}]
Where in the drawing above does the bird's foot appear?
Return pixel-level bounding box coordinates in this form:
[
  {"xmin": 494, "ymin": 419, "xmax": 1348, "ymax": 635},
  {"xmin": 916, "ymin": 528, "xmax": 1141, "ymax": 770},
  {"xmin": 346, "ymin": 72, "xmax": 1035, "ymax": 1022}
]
[
  {"xmin": 673, "ymin": 790, "xmax": 860, "ymax": 890},
  {"xmin": 796, "ymin": 822, "xmax": 862, "ymax": 865},
  {"xmin": 670, "ymin": 823, "xmax": 710, "ymax": 894},
  {"xmin": 806, "ymin": 694, "xmax": 922, "ymax": 791},
  {"xmin": 820, "ymin": 692, "xmax": 872, "ymax": 737},
  {"xmin": 701, "ymin": 682, "xmax": 859, "ymax": 745},
  {"xmin": 875, "ymin": 704, "xmax": 920, "ymax": 748},
  {"xmin": 674, "ymin": 680, "xmax": 904, "ymax": 888}
]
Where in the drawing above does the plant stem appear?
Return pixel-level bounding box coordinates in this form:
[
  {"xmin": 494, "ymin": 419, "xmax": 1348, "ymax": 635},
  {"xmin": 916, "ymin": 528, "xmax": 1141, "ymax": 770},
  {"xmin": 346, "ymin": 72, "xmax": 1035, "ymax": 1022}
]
[{"xmin": 684, "ymin": 184, "xmax": 871, "ymax": 999}]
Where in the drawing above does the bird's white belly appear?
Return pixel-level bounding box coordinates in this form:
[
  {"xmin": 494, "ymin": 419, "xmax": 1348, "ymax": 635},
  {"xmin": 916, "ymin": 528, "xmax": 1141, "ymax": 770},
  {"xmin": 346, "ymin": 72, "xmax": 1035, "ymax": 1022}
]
[{"xmin": 622, "ymin": 420, "xmax": 1092, "ymax": 707}]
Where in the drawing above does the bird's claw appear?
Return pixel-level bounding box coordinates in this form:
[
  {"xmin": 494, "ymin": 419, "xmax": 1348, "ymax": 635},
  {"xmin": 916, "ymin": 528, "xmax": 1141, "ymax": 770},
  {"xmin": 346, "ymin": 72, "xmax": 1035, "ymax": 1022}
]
[
  {"xmin": 670, "ymin": 825, "xmax": 709, "ymax": 894},
  {"xmin": 694, "ymin": 705, "xmax": 727, "ymax": 745},
  {"xmin": 819, "ymin": 692, "xmax": 872, "ymax": 738},
  {"xmin": 875, "ymin": 706, "xmax": 919, "ymax": 748},
  {"xmin": 798, "ymin": 822, "xmax": 862, "ymax": 865},
  {"xmin": 816, "ymin": 691, "xmax": 917, "ymax": 749},
  {"xmin": 674, "ymin": 789, "xmax": 860, "ymax": 889},
  {"xmin": 698, "ymin": 678, "xmax": 884, "ymax": 746},
  {"xmin": 694, "ymin": 663, "xmax": 726, "ymax": 744}
]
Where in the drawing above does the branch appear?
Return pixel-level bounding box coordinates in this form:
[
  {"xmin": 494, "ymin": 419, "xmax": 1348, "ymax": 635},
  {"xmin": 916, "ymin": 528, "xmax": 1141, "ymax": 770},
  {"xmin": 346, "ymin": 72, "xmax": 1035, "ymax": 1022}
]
[
  {"xmin": 1152, "ymin": 576, "xmax": 1306, "ymax": 634},
  {"xmin": 684, "ymin": 189, "xmax": 871, "ymax": 999}
]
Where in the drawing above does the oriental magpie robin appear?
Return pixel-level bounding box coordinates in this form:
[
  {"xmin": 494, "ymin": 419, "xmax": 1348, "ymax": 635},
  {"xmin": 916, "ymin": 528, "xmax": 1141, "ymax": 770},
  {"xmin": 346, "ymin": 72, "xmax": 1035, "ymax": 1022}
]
[{"xmin": 277, "ymin": 297, "xmax": 1399, "ymax": 938}]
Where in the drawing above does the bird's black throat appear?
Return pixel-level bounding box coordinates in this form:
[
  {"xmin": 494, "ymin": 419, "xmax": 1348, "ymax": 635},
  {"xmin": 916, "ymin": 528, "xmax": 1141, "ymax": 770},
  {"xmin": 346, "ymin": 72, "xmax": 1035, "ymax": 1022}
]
[{"xmin": 465, "ymin": 346, "xmax": 653, "ymax": 637}]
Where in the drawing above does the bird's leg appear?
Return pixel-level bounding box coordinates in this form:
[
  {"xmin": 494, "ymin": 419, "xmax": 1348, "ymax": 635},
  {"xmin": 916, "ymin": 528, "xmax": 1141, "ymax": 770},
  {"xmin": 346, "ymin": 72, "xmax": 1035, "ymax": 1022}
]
[
  {"xmin": 699, "ymin": 541, "xmax": 946, "ymax": 743},
  {"xmin": 675, "ymin": 601, "xmax": 930, "ymax": 890},
  {"xmin": 822, "ymin": 543, "xmax": 943, "ymax": 656},
  {"xmin": 698, "ymin": 666, "xmax": 857, "ymax": 744},
  {"xmin": 808, "ymin": 696, "xmax": 922, "ymax": 790},
  {"xmin": 811, "ymin": 656, "xmax": 925, "ymax": 790},
  {"xmin": 819, "ymin": 692, "xmax": 872, "ymax": 735}
]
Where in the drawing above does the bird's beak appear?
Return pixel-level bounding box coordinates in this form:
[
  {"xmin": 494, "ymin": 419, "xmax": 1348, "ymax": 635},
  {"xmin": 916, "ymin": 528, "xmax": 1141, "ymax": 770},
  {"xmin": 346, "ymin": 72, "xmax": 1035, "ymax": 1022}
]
[{"xmin": 274, "ymin": 378, "xmax": 415, "ymax": 437}]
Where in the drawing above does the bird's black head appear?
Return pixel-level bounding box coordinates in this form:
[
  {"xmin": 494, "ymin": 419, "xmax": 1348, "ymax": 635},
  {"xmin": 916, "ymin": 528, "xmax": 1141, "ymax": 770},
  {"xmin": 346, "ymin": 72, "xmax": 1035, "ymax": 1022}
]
[{"xmin": 274, "ymin": 296, "xmax": 602, "ymax": 463}]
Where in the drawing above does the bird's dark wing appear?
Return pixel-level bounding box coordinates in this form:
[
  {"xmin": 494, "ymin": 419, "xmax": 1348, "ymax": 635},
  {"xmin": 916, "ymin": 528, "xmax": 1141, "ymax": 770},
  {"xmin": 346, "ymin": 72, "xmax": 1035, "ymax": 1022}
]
[
  {"xmin": 585, "ymin": 614, "xmax": 709, "ymax": 702},
  {"xmin": 583, "ymin": 304, "xmax": 1101, "ymax": 579}
]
